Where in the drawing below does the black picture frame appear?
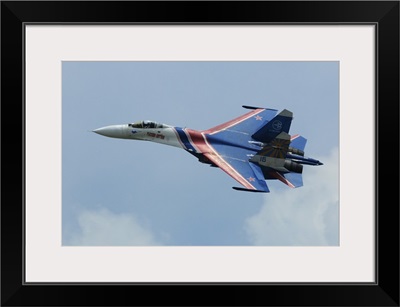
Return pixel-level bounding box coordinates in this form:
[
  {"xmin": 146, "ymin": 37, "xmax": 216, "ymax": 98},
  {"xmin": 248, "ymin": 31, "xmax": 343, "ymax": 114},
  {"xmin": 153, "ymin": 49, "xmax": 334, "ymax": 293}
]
[{"xmin": 1, "ymin": 1, "xmax": 399, "ymax": 306}]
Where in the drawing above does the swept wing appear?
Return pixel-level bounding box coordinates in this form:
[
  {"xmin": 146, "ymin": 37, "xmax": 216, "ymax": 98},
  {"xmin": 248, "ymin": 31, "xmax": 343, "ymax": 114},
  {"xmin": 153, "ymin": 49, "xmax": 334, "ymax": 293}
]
[
  {"xmin": 202, "ymin": 151, "xmax": 269, "ymax": 192},
  {"xmin": 198, "ymin": 106, "xmax": 278, "ymax": 192}
]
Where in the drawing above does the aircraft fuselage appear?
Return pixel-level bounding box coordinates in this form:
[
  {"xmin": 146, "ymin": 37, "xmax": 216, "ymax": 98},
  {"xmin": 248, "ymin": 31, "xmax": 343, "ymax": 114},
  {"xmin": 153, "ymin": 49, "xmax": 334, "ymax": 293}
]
[
  {"xmin": 93, "ymin": 107, "xmax": 322, "ymax": 192},
  {"xmin": 93, "ymin": 123, "xmax": 321, "ymax": 168}
]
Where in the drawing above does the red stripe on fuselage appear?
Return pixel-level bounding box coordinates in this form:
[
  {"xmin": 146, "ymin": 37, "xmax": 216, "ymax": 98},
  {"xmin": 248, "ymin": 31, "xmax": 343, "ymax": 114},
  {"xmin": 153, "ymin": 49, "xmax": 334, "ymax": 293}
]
[
  {"xmin": 185, "ymin": 129, "xmax": 256, "ymax": 190},
  {"xmin": 203, "ymin": 109, "xmax": 264, "ymax": 135},
  {"xmin": 184, "ymin": 129, "xmax": 204, "ymax": 151}
]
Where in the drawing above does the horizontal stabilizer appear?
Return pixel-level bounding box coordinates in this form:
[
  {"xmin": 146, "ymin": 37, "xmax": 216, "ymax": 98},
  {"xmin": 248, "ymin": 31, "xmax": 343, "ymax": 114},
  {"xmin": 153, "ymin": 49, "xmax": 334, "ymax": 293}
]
[
  {"xmin": 290, "ymin": 135, "xmax": 307, "ymax": 152},
  {"xmin": 283, "ymin": 172, "xmax": 303, "ymax": 188},
  {"xmin": 270, "ymin": 171, "xmax": 303, "ymax": 188},
  {"xmin": 252, "ymin": 109, "xmax": 293, "ymax": 143}
]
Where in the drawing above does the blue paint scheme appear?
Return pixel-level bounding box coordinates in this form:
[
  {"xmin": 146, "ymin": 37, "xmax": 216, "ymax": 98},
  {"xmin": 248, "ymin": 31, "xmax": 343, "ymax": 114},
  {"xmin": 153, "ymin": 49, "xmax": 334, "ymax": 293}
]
[
  {"xmin": 283, "ymin": 173, "xmax": 303, "ymax": 188},
  {"xmin": 202, "ymin": 108, "xmax": 279, "ymax": 159},
  {"xmin": 206, "ymin": 133, "xmax": 259, "ymax": 158},
  {"xmin": 175, "ymin": 127, "xmax": 197, "ymax": 152},
  {"xmin": 252, "ymin": 109, "xmax": 293, "ymax": 143},
  {"xmin": 198, "ymin": 107, "xmax": 322, "ymax": 192},
  {"xmin": 222, "ymin": 156, "xmax": 270, "ymax": 192},
  {"xmin": 220, "ymin": 108, "xmax": 277, "ymax": 135},
  {"xmin": 290, "ymin": 135, "xmax": 307, "ymax": 151},
  {"xmin": 248, "ymin": 162, "xmax": 270, "ymax": 192},
  {"xmin": 95, "ymin": 106, "xmax": 322, "ymax": 193}
]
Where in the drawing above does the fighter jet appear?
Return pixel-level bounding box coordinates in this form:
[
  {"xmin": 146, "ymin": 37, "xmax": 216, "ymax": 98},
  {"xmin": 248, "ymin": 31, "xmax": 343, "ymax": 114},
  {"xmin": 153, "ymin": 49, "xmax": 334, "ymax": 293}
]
[{"xmin": 93, "ymin": 106, "xmax": 322, "ymax": 193}]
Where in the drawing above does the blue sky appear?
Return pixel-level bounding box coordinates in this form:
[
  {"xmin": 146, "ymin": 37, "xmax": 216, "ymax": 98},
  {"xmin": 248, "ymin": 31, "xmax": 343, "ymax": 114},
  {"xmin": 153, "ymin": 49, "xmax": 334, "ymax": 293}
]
[{"xmin": 62, "ymin": 61, "xmax": 339, "ymax": 246}]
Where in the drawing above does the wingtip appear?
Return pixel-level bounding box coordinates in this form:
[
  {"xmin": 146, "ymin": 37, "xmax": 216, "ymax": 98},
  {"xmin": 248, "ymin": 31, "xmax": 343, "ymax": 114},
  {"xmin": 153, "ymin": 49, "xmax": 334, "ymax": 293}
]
[
  {"xmin": 242, "ymin": 105, "xmax": 263, "ymax": 110},
  {"xmin": 232, "ymin": 187, "xmax": 268, "ymax": 193},
  {"xmin": 242, "ymin": 105, "xmax": 278, "ymax": 111}
]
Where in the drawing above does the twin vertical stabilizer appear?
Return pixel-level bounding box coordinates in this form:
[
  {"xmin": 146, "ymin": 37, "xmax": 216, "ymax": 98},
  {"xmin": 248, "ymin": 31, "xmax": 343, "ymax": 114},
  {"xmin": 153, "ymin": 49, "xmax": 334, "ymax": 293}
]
[{"xmin": 251, "ymin": 109, "xmax": 293, "ymax": 143}]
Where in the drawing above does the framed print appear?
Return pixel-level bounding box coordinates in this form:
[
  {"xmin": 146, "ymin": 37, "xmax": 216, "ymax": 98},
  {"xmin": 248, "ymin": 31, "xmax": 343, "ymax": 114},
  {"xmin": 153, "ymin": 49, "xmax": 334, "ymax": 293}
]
[{"xmin": 1, "ymin": 1, "xmax": 399, "ymax": 306}]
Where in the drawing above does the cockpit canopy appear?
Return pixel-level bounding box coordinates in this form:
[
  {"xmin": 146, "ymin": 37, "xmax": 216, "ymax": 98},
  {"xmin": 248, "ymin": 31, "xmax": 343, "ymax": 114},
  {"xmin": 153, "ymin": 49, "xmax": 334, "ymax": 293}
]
[{"xmin": 128, "ymin": 120, "xmax": 165, "ymax": 129}]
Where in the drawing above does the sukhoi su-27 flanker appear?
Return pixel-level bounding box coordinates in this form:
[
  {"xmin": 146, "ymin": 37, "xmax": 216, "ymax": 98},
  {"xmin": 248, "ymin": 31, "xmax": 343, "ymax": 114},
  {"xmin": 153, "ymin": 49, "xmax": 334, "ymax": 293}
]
[{"xmin": 93, "ymin": 106, "xmax": 323, "ymax": 193}]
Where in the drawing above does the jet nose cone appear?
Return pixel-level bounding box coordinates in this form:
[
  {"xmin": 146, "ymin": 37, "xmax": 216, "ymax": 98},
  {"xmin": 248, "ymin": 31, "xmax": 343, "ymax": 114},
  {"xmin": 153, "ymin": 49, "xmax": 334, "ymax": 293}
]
[{"xmin": 93, "ymin": 125, "xmax": 126, "ymax": 138}]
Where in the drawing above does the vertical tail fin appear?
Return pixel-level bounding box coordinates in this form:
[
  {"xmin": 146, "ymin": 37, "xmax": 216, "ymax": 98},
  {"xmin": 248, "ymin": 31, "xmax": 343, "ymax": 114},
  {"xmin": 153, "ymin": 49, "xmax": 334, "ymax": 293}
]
[{"xmin": 251, "ymin": 109, "xmax": 293, "ymax": 143}]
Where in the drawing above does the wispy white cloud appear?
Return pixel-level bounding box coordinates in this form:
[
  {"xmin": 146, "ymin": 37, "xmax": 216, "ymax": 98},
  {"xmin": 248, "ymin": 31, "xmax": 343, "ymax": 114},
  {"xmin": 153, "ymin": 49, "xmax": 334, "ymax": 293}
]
[
  {"xmin": 68, "ymin": 208, "xmax": 162, "ymax": 246},
  {"xmin": 244, "ymin": 148, "xmax": 339, "ymax": 246}
]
